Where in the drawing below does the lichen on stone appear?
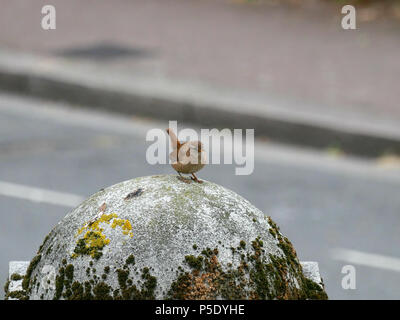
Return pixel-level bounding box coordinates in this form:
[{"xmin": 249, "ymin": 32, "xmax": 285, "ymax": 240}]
[
  {"xmin": 72, "ymin": 212, "xmax": 133, "ymax": 260},
  {"xmin": 167, "ymin": 239, "xmax": 327, "ymax": 300},
  {"xmin": 125, "ymin": 255, "xmax": 135, "ymax": 266},
  {"xmin": 22, "ymin": 254, "xmax": 41, "ymax": 291},
  {"xmin": 50, "ymin": 260, "xmax": 157, "ymax": 300},
  {"xmin": 16, "ymin": 175, "xmax": 327, "ymax": 300},
  {"xmin": 10, "ymin": 273, "xmax": 23, "ymax": 281}
]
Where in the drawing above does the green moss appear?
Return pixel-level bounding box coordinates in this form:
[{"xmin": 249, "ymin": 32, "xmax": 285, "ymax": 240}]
[
  {"xmin": 3, "ymin": 279, "xmax": 10, "ymax": 299},
  {"xmin": 201, "ymin": 247, "xmax": 218, "ymax": 258},
  {"xmin": 140, "ymin": 268, "xmax": 157, "ymax": 299},
  {"xmin": 38, "ymin": 234, "xmax": 50, "ymax": 254},
  {"xmin": 117, "ymin": 269, "xmax": 129, "ymax": 288},
  {"xmin": 83, "ymin": 282, "xmax": 93, "ymax": 300},
  {"xmin": 72, "ymin": 233, "xmax": 105, "ymax": 260},
  {"xmin": 184, "ymin": 255, "xmax": 204, "ymax": 270},
  {"xmin": 52, "ymin": 262, "xmax": 139, "ymax": 300},
  {"xmin": 267, "ymin": 216, "xmax": 280, "ymax": 235},
  {"xmin": 69, "ymin": 281, "xmax": 84, "ymax": 300},
  {"xmin": 93, "ymin": 282, "xmax": 113, "ymax": 300},
  {"xmin": 168, "ymin": 273, "xmax": 191, "ymax": 300},
  {"xmin": 64, "ymin": 288, "xmax": 72, "ymax": 299},
  {"xmin": 10, "ymin": 273, "xmax": 23, "ymax": 281},
  {"xmin": 167, "ymin": 238, "xmax": 328, "ymax": 300},
  {"xmin": 125, "ymin": 255, "xmax": 135, "ymax": 265},
  {"xmin": 23, "ymin": 213, "xmax": 326, "ymax": 301},
  {"xmin": 45, "ymin": 245, "xmax": 53, "ymax": 255},
  {"xmin": 277, "ymin": 236, "xmax": 299, "ymax": 270},
  {"xmin": 113, "ymin": 267, "xmax": 157, "ymax": 300},
  {"xmin": 65, "ymin": 264, "xmax": 74, "ymax": 281},
  {"xmin": 54, "ymin": 267, "xmax": 65, "ymax": 300},
  {"xmin": 22, "ymin": 254, "xmax": 41, "ymax": 291},
  {"xmin": 7, "ymin": 290, "xmax": 28, "ymax": 300},
  {"xmin": 302, "ymin": 278, "xmax": 328, "ymax": 300}
]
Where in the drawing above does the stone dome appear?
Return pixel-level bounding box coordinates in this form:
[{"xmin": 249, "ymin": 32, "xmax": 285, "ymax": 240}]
[{"xmin": 17, "ymin": 175, "xmax": 327, "ymax": 300}]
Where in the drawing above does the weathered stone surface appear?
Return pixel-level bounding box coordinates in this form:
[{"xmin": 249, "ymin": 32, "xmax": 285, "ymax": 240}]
[
  {"xmin": 4, "ymin": 261, "xmax": 30, "ymax": 300},
  {"xmin": 10, "ymin": 175, "xmax": 328, "ymax": 300},
  {"xmin": 300, "ymin": 262, "xmax": 323, "ymax": 288}
]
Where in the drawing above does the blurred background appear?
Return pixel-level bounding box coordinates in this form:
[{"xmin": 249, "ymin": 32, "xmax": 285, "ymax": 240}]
[{"xmin": 0, "ymin": 0, "xmax": 399, "ymax": 299}]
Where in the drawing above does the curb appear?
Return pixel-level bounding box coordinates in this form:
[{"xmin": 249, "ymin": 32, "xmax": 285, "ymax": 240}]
[{"xmin": 0, "ymin": 51, "xmax": 399, "ymax": 158}]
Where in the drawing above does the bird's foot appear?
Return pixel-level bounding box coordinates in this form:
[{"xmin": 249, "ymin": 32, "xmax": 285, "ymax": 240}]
[
  {"xmin": 191, "ymin": 173, "xmax": 203, "ymax": 183},
  {"xmin": 177, "ymin": 175, "xmax": 192, "ymax": 184}
]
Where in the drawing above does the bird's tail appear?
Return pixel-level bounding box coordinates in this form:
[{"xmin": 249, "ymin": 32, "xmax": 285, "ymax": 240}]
[{"xmin": 166, "ymin": 128, "xmax": 180, "ymax": 150}]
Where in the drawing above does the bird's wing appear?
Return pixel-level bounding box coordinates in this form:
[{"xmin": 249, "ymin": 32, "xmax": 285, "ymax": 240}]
[
  {"xmin": 169, "ymin": 150, "xmax": 179, "ymax": 163},
  {"xmin": 178, "ymin": 142, "xmax": 201, "ymax": 164}
]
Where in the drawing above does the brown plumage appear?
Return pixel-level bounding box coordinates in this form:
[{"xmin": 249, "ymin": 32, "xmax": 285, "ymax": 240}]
[{"xmin": 166, "ymin": 128, "xmax": 207, "ymax": 183}]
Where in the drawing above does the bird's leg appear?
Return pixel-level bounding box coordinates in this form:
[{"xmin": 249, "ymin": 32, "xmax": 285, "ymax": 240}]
[
  {"xmin": 191, "ymin": 173, "xmax": 203, "ymax": 183},
  {"xmin": 177, "ymin": 172, "xmax": 191, "ymax": 184}
]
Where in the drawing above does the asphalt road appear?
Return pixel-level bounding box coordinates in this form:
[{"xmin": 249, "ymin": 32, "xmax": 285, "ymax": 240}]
[{"xmin": 1, "ymin": 93, "xmax": 399, "ymax": 299}]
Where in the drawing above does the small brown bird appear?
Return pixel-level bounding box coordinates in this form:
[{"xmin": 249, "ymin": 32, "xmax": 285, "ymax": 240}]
[{"xmin": 166, "ymin": 128, "xmax": 207, "ymax": 183}]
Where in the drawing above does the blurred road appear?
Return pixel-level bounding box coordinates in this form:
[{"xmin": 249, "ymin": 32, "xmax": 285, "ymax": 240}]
[
  {"xmin": 1, "ymin": 93, "xmax": 400, "ymax": 299},
  {"xmin": 0, "ymin": 0, "xmax": 399, "ymax": 126}
]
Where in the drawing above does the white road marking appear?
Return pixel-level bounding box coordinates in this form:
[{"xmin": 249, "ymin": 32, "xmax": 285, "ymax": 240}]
[
  {"xmin": 331, "ymin": 248, "xmax": 400, "ymax": 273},
  {"xmin": 0, "ymin": 92, "xmax": 157, "ymax": 136},
  {"xmin": 0, "ymin": 181, "xmax": 84, "ymax": 208}
]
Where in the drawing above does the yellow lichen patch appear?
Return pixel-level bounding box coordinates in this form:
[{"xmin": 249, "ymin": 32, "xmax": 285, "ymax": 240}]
[
  {"xmin": 77, "ymin": 213, "xmax": 118, "ymax": 236},
  {"xmin": 73, "ymin": 213, "xmax": 133, "ymax": 259},
  {"xmin": 111, "ymin": 218, "xmax": 133, "ymax": 237},
  {"xmin": 85, "ymin": 230, "xmax": 110, "ymax": 249}
]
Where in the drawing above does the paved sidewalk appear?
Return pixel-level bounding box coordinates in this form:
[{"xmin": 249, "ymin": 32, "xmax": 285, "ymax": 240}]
[{"xmin": 0, "ymin": 0, "xmax": 399, "ymax": 156}]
